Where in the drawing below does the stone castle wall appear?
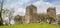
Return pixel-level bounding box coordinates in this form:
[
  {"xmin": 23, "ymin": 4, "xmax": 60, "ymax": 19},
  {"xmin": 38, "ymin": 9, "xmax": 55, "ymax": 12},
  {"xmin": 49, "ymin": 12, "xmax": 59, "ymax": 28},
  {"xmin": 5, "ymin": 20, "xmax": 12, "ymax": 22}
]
[{"xmin": 18, "ymin": 5, "xmax": 57, "ymax": 24}]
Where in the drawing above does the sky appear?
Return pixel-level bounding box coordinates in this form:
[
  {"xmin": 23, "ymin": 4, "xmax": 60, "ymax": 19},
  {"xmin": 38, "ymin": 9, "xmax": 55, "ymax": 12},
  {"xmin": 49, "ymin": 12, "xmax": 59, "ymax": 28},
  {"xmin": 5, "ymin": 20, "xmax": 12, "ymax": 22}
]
[{"xmin": 3, "ymin": 0, "xmax": 60, "ymax": 16}]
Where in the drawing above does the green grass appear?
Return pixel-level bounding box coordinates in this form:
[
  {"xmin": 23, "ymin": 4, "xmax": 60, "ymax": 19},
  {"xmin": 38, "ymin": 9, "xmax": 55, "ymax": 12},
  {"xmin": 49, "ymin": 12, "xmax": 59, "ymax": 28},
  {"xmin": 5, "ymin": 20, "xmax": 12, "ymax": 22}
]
[{"xmin": 0, "ymin": 23, "xmax": 60, "ymax": 28}]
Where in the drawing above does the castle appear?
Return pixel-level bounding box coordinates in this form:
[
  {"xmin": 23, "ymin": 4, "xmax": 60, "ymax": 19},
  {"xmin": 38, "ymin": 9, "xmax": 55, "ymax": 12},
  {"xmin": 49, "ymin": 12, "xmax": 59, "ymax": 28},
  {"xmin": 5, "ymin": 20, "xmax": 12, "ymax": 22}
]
[
  {"xmin": 14, "ymin": 4, "xmax": 58, "ymax": 24},
  {"xmin": 23, "ymin": 4, "xmax": 57, "ymax": 24}
]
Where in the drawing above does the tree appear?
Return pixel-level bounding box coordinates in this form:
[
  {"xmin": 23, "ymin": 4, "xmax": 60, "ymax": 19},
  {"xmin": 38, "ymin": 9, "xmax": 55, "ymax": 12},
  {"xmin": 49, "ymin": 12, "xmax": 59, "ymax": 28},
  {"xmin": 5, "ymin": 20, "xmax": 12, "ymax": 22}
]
[
  {"xmin": 57, "ymin": 14, "xmax": 60, "ymax": 25},
  {"xmin": 14, "ymin": 15, "xmax": 22, "ymax": 24},
  {"xmin": 58, "ymin": 14, "xmax": 60, "ymax": 21},
  {"xmin": 2, "ymin": 9, "xmax": 14, "ymax": 25},
  {"xmin": 0, "ymin": 0, "xmax": 4, "ymax": 26},
  {"xmin": 2, "ymin": 9, "xmax": 10, "ymax": 25},
  {"xmin": 47, "ymin": 16, "xmax": 52, "ymax": 24}
]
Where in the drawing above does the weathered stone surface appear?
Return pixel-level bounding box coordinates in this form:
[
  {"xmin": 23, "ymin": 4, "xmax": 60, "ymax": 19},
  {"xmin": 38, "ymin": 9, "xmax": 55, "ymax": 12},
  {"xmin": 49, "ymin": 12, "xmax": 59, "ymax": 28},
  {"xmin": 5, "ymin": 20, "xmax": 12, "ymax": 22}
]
[
  {"xmin": 47, "ymin": 7, "xmax": 57, "ymax": 24},
  {"xmin": 25, "ymin": 4, "xmax": 37, "ymax": 24}
]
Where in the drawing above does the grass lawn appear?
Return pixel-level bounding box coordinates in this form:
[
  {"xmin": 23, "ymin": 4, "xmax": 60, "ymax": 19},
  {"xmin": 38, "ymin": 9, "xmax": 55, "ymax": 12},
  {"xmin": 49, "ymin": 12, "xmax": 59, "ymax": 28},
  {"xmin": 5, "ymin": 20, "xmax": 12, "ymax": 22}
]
[{"xmin": 0, "ymin": 23, "xmax": 60, "ymax": 28}]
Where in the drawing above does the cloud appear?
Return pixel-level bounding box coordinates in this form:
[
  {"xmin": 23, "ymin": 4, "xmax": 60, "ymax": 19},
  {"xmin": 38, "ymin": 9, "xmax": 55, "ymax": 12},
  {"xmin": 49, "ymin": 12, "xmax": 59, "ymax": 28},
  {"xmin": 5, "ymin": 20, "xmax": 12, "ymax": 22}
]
[
  {"xmin": 13, "ymin": 0, "xmax": 56, "ymax": 16},
  {"xmin": 33, "ymin": 0, "xmax": 60, "ymax": 15},
  {"xmin": 43, "ymin": 0, "xmax": 60, "ymax": 14},
  {"xmin": 55, "ymin": 5, "xmax": 60, "ymax": 14},
  {"xmin": 20, "ymin": 0, "xmax": 30, "ymax": 3},
  {"xmin": 50, "ymin": 0, "xmax": 60, "ymax": 14},
  {"xmin": 16, "ymin": 8, "xmax": 25, "ymax": 13},
  {"xmin": 4, "ymin": 0, "xmax": 31, "ymax": 8},
  {"xmin": 13, "ymin": 8, "xmax": 25, "ymax": 16},
  {"xmin": 3, "ymin": 0, "xmax": 32, "ymax": 16},
  {"xmin": 33, "ymin": 0, "xmax": 54, "ymax": 13},
  {"xmin": 4, "ymin": 0, "xmax": 60, "ymax": 16}
]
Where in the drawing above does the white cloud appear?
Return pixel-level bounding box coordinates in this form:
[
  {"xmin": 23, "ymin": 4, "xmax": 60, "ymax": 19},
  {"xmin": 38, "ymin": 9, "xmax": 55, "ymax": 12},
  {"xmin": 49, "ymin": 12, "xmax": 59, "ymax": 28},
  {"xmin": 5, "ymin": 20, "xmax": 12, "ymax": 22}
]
[
  {"xmin": 55, "ymin": 5, "xmax": 60, "ymax": 15},
  {"xmin": 51, "ymin": 0, "xmax": 60, "ymax": 14},
  {"xmin": 4, "ymin": 0, "xmax": 30, "ymax": 16},
  {"xmin": 20, "ymin": 0, "xmax": 30, "ymax": 3},
  {"xmin": 33, "ymin": 0, "xmax": 60, "ymax": 15},
  {"xmin": 4, "ymin": 0, "xmax": 60, "ymax": 16},
  {"xmin": 33, "ymin": 0, "xmax": 54, "ymax": 13},
  {"xmin": 4, "ymin": 0, "xmax": 31, "ymax": 8},
  {"xmin": 13, "ymin": 8, "xmax": 25, "ymax": 16},
  {"xmin": 16, "ymin": 8, "xmax": 25, "ymax": 13}
]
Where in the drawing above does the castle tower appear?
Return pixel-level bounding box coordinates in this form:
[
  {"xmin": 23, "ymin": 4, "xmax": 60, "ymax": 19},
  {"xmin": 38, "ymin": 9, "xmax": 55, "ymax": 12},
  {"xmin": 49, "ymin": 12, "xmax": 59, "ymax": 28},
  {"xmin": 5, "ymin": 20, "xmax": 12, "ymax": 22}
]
[
  {"xmin": 47, "ymin": 7, "xmax": 57, "ymax": 24},
  {"xmin": 24, "ymin": 4, "xmax": 37, "ymax": 24}
]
